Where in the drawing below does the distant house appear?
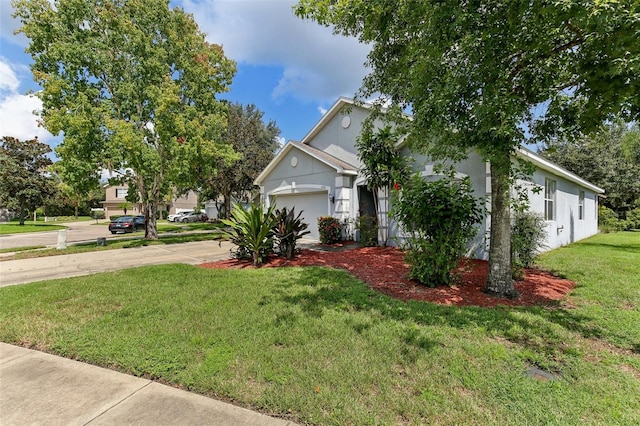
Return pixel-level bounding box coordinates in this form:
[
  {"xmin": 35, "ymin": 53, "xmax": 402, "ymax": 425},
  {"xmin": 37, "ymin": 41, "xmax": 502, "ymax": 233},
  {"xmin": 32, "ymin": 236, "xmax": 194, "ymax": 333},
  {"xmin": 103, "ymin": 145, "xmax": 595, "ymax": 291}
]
[
  {"xmin": 255, "ymin": 97, "xmax": 604, "ymax": 258},
  {"xmin": 102, "ymin": 184, "xmax": 198, "ymax": 218}
]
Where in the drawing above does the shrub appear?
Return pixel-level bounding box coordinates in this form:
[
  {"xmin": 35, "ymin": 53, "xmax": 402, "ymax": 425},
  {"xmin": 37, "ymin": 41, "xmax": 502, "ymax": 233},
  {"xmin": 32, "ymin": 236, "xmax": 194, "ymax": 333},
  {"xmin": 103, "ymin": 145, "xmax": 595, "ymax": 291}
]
[
  {"xmin": 511, "ymin": 211, "xmax": 547, "ymax": 277},
  {"xmin": 92, "ymin": 210, "xmax": 106, "ymax": 219},
  {"xmin": 599, "ymin": 206, "xmax": 621, "ymax": 233},
  {"xmin": 318, "ymin": 216, "xmax": 342, "ymax": 244},
  {"xmin": 622, "ymin": 208, "xmax": 640, "ymax": 231},
  {"xmin": 356, "ymin": 215, "xmax": 378, "ymax": 246},
  {"xmin": 391, "ymin": 173, "xmax": 482, "ymax": 287},
  {"xmin": 273, "ymin": 207, "xmax": 310, "ymax": 259},
  {"xmin": 222, "ymin": 203, "xmax": 277, "ymax": 266}
]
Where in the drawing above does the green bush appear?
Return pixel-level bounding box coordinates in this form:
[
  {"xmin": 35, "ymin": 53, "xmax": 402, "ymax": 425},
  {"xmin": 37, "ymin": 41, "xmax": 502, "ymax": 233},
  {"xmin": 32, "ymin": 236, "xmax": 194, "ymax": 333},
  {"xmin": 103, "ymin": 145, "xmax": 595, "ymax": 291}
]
[
  {"xmin": 318, "ymin": 216, "xmax": 342, "ymax": 244},
  {"xmin": 391, "ymin": 173, "xmax": 482, "ymax": 287},
  {"xmin": 273, "ymin": 207, "xmax": 310, "ymax": 259},
  {"xmin": 356, "ymin": 215, "xmax": 378, "ymax": 246},
  {"xmin": 599, "ymin": 206, "xmax": 621, "ymax": 233},
  {"xmin": 92, "ymin": 210, "xmax": 106, "ymax": 219},
  {"xmin": 511, "ymin": 211, "xmax": 547, "ymax": 277},
  {"xmin": 622, "ymin": 208, "xmax": 640, "ymax": 231},
  {"xmin": 222, "ymin": 203, "xmax": 277, "ymax": 266}
]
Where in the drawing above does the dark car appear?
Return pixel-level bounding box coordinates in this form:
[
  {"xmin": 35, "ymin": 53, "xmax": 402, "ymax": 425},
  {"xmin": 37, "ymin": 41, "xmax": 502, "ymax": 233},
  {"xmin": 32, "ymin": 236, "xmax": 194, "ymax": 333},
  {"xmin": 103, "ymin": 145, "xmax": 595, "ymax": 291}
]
[
  {"xmin": 108, "ymin": 216, "xmax": 136, "ymax": 234},
  {"xmin": 133, "ymin": 215, "xmax": 145, "ymax": 229}
]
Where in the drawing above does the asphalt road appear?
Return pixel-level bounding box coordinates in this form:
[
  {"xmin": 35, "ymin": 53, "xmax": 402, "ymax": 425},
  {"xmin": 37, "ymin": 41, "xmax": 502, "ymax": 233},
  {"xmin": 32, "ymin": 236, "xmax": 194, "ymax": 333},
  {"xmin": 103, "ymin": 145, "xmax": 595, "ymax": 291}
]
[{"xmin": 0, "ymin": 219, "xmax": 139, "ymax": 250}]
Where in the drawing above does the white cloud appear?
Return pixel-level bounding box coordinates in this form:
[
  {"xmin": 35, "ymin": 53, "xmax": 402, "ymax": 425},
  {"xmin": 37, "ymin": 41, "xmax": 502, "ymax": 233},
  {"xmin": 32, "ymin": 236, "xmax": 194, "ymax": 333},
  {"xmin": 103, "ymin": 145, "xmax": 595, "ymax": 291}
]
[
  {"xmin": 0, "ymin": 59, "xmax": 20, "ymax": 92},
  {"xmin": 0, "ymin": 58, "xmax": 54, "ymax": 143},
  {"xmin": 0, "ymin": 1, "xmax": 29, "ymax": 47},
  {"xmin": 181, "ymin": 0, "xmax": 370, "ymax": 102}
]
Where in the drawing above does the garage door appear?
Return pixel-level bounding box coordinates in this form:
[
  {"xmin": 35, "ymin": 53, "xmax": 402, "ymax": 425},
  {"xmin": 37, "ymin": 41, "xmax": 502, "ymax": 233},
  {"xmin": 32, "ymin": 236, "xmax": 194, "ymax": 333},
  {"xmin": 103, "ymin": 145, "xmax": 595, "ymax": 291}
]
[{"xmin": 271, "ymin": 192, "xmax": 329, "ymax": 240}]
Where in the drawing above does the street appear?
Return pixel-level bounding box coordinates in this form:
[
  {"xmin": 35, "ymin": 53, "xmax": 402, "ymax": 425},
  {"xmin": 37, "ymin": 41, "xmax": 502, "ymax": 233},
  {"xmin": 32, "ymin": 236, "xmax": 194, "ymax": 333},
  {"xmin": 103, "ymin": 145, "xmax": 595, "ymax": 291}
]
[{"xmin": 1, "ymin": 220, "xmax": 124, "ymax": 250}]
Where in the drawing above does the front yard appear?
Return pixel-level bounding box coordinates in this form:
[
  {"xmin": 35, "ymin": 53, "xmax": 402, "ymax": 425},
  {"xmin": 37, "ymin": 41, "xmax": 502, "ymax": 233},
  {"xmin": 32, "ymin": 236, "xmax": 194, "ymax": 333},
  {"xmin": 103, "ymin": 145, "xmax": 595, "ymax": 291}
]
[{"xmin": 0, "ymin": 232, "xmax": 638, "ymax": 425}]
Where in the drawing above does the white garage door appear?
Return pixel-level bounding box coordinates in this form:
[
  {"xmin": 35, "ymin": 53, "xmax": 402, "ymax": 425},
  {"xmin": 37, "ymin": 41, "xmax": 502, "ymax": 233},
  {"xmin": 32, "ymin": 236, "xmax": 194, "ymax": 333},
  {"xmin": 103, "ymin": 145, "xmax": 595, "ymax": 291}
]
[{"xmin": 271, "ymin": 192, "xmax": 329, "ymax": 240}]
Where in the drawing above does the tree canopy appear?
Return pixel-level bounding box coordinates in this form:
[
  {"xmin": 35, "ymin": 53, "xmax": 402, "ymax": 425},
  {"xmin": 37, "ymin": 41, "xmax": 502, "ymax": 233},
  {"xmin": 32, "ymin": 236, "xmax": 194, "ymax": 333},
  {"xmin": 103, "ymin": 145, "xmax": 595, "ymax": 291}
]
[
  {"xmin": 542, "ymin": 121, "xmax": 640, "ymax": 215},
  {"xmin": 0, "ymin": 136, "xmax": 55, "ymax": 225},
  {"xmin": 296, "ymin": 0, "xmax": 640, "ymax": 297},
  {"xmin": 199, "ymin": 103, "xmax": 280, "ymax": 219},
  {"xmin": 14, "ymin": 0, "xmax": 237, "ymax": 238}
]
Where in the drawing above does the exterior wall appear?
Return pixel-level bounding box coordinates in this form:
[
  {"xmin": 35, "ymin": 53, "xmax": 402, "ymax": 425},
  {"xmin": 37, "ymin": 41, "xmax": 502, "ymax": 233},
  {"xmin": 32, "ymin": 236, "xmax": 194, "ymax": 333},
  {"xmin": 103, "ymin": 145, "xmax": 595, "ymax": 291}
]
[
  {"xmin": 260, "ymin": 146, "xmax": 339, "ymax": 202},
  {"xmin": 102, "ymin": 185, "xmax": 198, "ymax": 218},
  {"xmin": 305, "ymin": 107, "xmax": 370, "ymax": 168},
  {"xmin": 169, "ymin": 191, "xmax": 198, "ymax": 215},
  {"xmin": 526, "ymin": 169, "xmax": 599, "ymax": 250}
]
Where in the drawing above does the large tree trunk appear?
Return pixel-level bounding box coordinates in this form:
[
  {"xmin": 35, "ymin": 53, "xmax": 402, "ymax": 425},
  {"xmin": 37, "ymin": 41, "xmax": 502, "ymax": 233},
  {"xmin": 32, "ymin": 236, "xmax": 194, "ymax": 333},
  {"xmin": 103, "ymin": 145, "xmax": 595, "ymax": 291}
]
[
  {"xmin": 145, "ymin": 200, "xmax": 158, "ymax": 240},
  {"xmin": 484, "ymin": 152, "xmax": 519, "ymax": 298}
]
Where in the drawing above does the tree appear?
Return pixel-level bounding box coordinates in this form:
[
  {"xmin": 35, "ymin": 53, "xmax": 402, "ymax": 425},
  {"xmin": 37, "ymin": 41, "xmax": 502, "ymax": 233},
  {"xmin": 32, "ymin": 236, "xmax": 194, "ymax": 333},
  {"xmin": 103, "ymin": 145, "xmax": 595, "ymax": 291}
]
[
  {"xmin": 14, "ymin": 0, "xmax": 237, "ymax": 239},
  {"xmin": 0, "ymin": 136, "xmax": 55, "ymax": 225},
  {"xmin": 199, "ymin": 103, "xmax": 280, "ymax": 219},
  {"xmin": 541, "ymin": 121, "xmax": 640, "ymax": 215},
  {"xmin": 296, "ymin": 0, "xmax": 640, "ymax": 298},
  {"xmin": 355, "ymin": 125, "xmax": 408, "ymax": 245}
]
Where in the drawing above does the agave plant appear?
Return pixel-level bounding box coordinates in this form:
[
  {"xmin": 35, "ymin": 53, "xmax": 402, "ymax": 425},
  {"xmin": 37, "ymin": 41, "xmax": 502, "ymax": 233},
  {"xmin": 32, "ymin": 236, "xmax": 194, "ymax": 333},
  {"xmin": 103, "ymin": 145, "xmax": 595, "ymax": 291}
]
[
  {"xmin": 221, "ymin": 203, "xmax": 277, "ymax": 266},
  {"xmin": 273, "ymin": 207, "xmax": 310, "ymax": 259}
]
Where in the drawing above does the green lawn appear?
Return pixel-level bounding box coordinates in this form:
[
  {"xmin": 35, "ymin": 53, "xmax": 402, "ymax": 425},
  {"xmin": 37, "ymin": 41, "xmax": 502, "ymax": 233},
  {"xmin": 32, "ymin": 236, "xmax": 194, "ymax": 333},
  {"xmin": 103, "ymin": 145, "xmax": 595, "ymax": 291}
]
[
  {"xmin": 1, "ymin": 232, "xmax": 638, "ymax": 425},
  {"xmin": 0, "ymin": 222, "xmax": 67, "ymax": 234}
]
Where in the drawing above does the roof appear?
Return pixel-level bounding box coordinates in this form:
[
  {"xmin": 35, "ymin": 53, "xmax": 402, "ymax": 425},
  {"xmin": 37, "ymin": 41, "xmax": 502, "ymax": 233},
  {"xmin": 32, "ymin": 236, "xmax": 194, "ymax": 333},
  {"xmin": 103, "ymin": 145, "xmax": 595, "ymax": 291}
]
[
  {"xmin": 260, "ymin": 96, "xmax": 605, "ymax": 193},
  {"xmin": 516, "ymin": 147, "xmax": 604, "ymax": 193},
  {"xmin": 254, "ymin": 140, "xmax": 358, "ymax": 185}
]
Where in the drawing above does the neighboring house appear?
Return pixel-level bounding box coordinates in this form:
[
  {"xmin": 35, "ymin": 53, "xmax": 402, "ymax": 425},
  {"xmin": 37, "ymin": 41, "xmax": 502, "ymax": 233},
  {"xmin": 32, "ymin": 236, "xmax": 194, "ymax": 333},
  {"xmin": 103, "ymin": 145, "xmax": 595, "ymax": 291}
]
[
  {"xmin": 102, "ymin": 184, "xmax": 198, "ymax": 218},
  {"xmin": 255, "ymin": 97, "xmax": 604, "ymax": 259}
]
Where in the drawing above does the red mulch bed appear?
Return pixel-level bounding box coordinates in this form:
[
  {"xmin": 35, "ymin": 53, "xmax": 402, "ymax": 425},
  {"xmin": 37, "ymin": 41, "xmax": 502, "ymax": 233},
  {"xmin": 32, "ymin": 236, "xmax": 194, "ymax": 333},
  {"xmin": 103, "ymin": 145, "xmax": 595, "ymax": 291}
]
[{"xmin": 199, "ymin": 246, "xmax": 575, "ymax": 308}]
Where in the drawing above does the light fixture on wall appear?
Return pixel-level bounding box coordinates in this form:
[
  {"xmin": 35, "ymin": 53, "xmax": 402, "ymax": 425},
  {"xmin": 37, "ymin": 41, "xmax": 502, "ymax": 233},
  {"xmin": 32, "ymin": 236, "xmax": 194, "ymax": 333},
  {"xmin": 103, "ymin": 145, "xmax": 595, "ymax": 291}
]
[{"xmin": 329, "ymin": 194, "xmax": 335, "ymax": 204}]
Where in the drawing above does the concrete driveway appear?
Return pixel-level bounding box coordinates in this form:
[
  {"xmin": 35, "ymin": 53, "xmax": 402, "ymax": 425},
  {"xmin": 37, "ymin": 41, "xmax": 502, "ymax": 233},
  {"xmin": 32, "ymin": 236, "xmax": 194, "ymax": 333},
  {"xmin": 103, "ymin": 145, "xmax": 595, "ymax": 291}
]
[{"xmin": 0, "ymin": 240, "xmax": 234, "ymax": 287}]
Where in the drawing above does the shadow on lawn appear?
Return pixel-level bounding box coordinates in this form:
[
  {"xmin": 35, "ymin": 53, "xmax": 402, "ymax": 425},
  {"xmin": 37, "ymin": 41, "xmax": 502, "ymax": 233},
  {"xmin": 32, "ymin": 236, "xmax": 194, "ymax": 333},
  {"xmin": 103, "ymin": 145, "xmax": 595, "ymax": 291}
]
[{"xmin": 267, "ymin": 266, "xmax": 635, "ymax": 364}]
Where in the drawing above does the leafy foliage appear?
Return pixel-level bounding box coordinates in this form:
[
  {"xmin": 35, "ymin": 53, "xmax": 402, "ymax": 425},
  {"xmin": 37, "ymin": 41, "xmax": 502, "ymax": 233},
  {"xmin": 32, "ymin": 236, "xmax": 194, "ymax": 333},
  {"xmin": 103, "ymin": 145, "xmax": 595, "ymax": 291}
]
[
  {"xmin": 0, "ymin": 137, "xmax": 55, "ymax": 225},
  {"xmin": 541, "ymin": 122, "xmax": 640, "ymax": 215},
  {"xmin": 355, "ymin": 125, "xmax": 408, "ymax": 245},
  {"xmin": 598, "ymin": 206, "xmax": 622, "ymax": 233},
  {"xmin": 318, "ymin": 216, "xmax": 342, "ymax": 244},
  {"xmin": 273, "ymin": 207, "xmax": 310, "ymax": 260},
  {"xmin": 295, "ymin": 0, "xmax": 640, "ymax": 297},
  {"xmin": 391, "ymin": 173, "xmax": 482, "ymax": 287},
  {"xmin": 14, "ymin": 0, "xmax": 237, "ymax": 240},
  {"xmin": 356, "ymin": 215, "xmax": 378, "ymax": 247},
  {"xmin": 199, "ymin": 103, "xmax": 280, "ymax": 219},
  {"xmin": 511, "ymin": 211, "xmax": 547, "ymax": 278},
  {"xmin": 221, "ymin": 203, "xmax": 277, "ymax": 266}
]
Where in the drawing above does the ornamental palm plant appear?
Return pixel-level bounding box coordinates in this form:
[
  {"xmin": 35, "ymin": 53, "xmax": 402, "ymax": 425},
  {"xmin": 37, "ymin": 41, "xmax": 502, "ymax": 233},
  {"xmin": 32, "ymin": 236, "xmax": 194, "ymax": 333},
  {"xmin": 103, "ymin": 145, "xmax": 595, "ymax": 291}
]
[
  {"xmin": 222, "ymin": 203, "xmax": 277, "ymax": 266},
  {"xmin": 274, "ymin": 207, "xmax": 310, "ymax": 259}
]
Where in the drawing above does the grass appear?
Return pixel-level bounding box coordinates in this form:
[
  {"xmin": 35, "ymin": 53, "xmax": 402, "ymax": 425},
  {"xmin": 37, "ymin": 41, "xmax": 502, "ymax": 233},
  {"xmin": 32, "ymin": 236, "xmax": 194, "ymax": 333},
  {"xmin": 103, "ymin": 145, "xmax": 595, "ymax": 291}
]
[
  {"xmin": 3, "ymin": 231, "xmax": 225, "ymax": 260},
  {"xmin": 0, "ymin": 222, "xmax": 67, "ymax": 234},
  {"xmin": 1, "ymin": 232, "xmax": 639, "ymax": 425}
]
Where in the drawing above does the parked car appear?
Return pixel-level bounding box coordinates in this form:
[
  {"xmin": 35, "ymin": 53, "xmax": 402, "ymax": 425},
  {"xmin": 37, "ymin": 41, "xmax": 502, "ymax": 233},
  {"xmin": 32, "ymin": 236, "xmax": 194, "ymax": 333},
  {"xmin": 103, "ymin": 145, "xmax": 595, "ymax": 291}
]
[
  {"xmin": 133, "ymin": 215, "xmax": 145, "ymax": 229},
  {"xmin": 177, "ymin": 211, "xmax": 205, "ymax": 223},
  {"xmin": 108, "ymin": 216, "xmax": 136, "ymax": 234},
  {"xmin": 167, "ymin": 211, "xmax": 193, "ymax": 222}
]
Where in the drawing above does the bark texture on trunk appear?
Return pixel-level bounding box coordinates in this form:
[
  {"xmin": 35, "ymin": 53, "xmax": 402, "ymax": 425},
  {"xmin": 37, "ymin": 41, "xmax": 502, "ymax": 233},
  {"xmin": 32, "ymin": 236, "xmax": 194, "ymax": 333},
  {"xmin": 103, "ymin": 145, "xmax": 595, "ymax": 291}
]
[
  {"xmin": 484, "ymin": 152, "xmax": 519, "ymax": 299},
  {"xmin": 145, "ymin": 200, "xmax": 158, "ymax": 240}
]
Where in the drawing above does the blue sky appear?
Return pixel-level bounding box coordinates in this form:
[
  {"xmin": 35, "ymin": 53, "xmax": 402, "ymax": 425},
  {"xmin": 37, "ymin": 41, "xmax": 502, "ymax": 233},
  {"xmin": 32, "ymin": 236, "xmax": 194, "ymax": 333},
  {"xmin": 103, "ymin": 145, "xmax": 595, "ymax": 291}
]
[{"xmin": 0, "ymin": 0, "xmax": 370, "ymax": 154}]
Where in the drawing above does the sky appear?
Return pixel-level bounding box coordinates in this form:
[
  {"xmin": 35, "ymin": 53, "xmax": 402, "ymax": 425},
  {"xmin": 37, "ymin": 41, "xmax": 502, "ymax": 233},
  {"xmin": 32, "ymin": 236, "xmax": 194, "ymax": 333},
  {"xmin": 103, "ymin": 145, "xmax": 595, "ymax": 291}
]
[{"xmin": 0, "ymin": 0, "xmax": 370, "ymax": 155}]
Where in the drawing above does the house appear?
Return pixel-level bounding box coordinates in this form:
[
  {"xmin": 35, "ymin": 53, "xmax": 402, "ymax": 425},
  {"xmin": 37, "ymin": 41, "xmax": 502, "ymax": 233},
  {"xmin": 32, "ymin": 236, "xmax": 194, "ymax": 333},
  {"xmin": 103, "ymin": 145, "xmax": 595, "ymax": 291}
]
[
  {"xmin": 102, "ymin": 184, "xmax": 198, "ymax": 219},
  {"xmin": 254, "ymin": 97, "xmax": 604, "ymax": 259}
]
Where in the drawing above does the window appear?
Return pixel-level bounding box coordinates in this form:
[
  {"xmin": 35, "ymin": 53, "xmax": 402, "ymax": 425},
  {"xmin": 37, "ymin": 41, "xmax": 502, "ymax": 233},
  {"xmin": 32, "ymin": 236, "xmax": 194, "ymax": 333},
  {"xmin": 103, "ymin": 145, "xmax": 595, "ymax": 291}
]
[
  {"xmin": 115, "ymin": 188, "xmax": 128, "ymax": 199},
  {"xmin": 578, "ymin": 190, "xmax": 585, "ymax": 220},
  {"xmin": 545, "ymin": 179, "xmax": 556, "ymax": 221}
]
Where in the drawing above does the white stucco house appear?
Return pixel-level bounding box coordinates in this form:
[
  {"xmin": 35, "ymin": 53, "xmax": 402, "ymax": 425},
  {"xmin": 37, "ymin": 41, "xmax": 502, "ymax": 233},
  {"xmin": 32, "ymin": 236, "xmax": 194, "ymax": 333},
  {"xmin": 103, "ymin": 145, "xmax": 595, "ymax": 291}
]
[{"xmin": 255, "ymin": 97, "xmax": 604, "ymax": 259}]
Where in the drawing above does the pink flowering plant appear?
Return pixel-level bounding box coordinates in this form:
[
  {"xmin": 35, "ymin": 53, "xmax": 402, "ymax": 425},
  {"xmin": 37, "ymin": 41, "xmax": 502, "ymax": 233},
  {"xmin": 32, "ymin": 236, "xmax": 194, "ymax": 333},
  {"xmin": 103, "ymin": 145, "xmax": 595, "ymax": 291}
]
[{"xmin": 318, "ymin": 216, "xmax": 342, "ymax": 244}]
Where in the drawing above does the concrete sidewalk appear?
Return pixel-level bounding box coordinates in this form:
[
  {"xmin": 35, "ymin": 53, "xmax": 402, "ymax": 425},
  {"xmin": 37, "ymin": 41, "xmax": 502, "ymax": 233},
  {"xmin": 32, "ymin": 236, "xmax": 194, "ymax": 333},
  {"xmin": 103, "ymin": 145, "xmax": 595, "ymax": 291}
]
[
  {"xmin": 0, "ymin": 343, "xmax": 297, "ymax": 425},
  {"xmin": 0, "ymin": 240, "xmax": 234, "ymax": 287}
]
